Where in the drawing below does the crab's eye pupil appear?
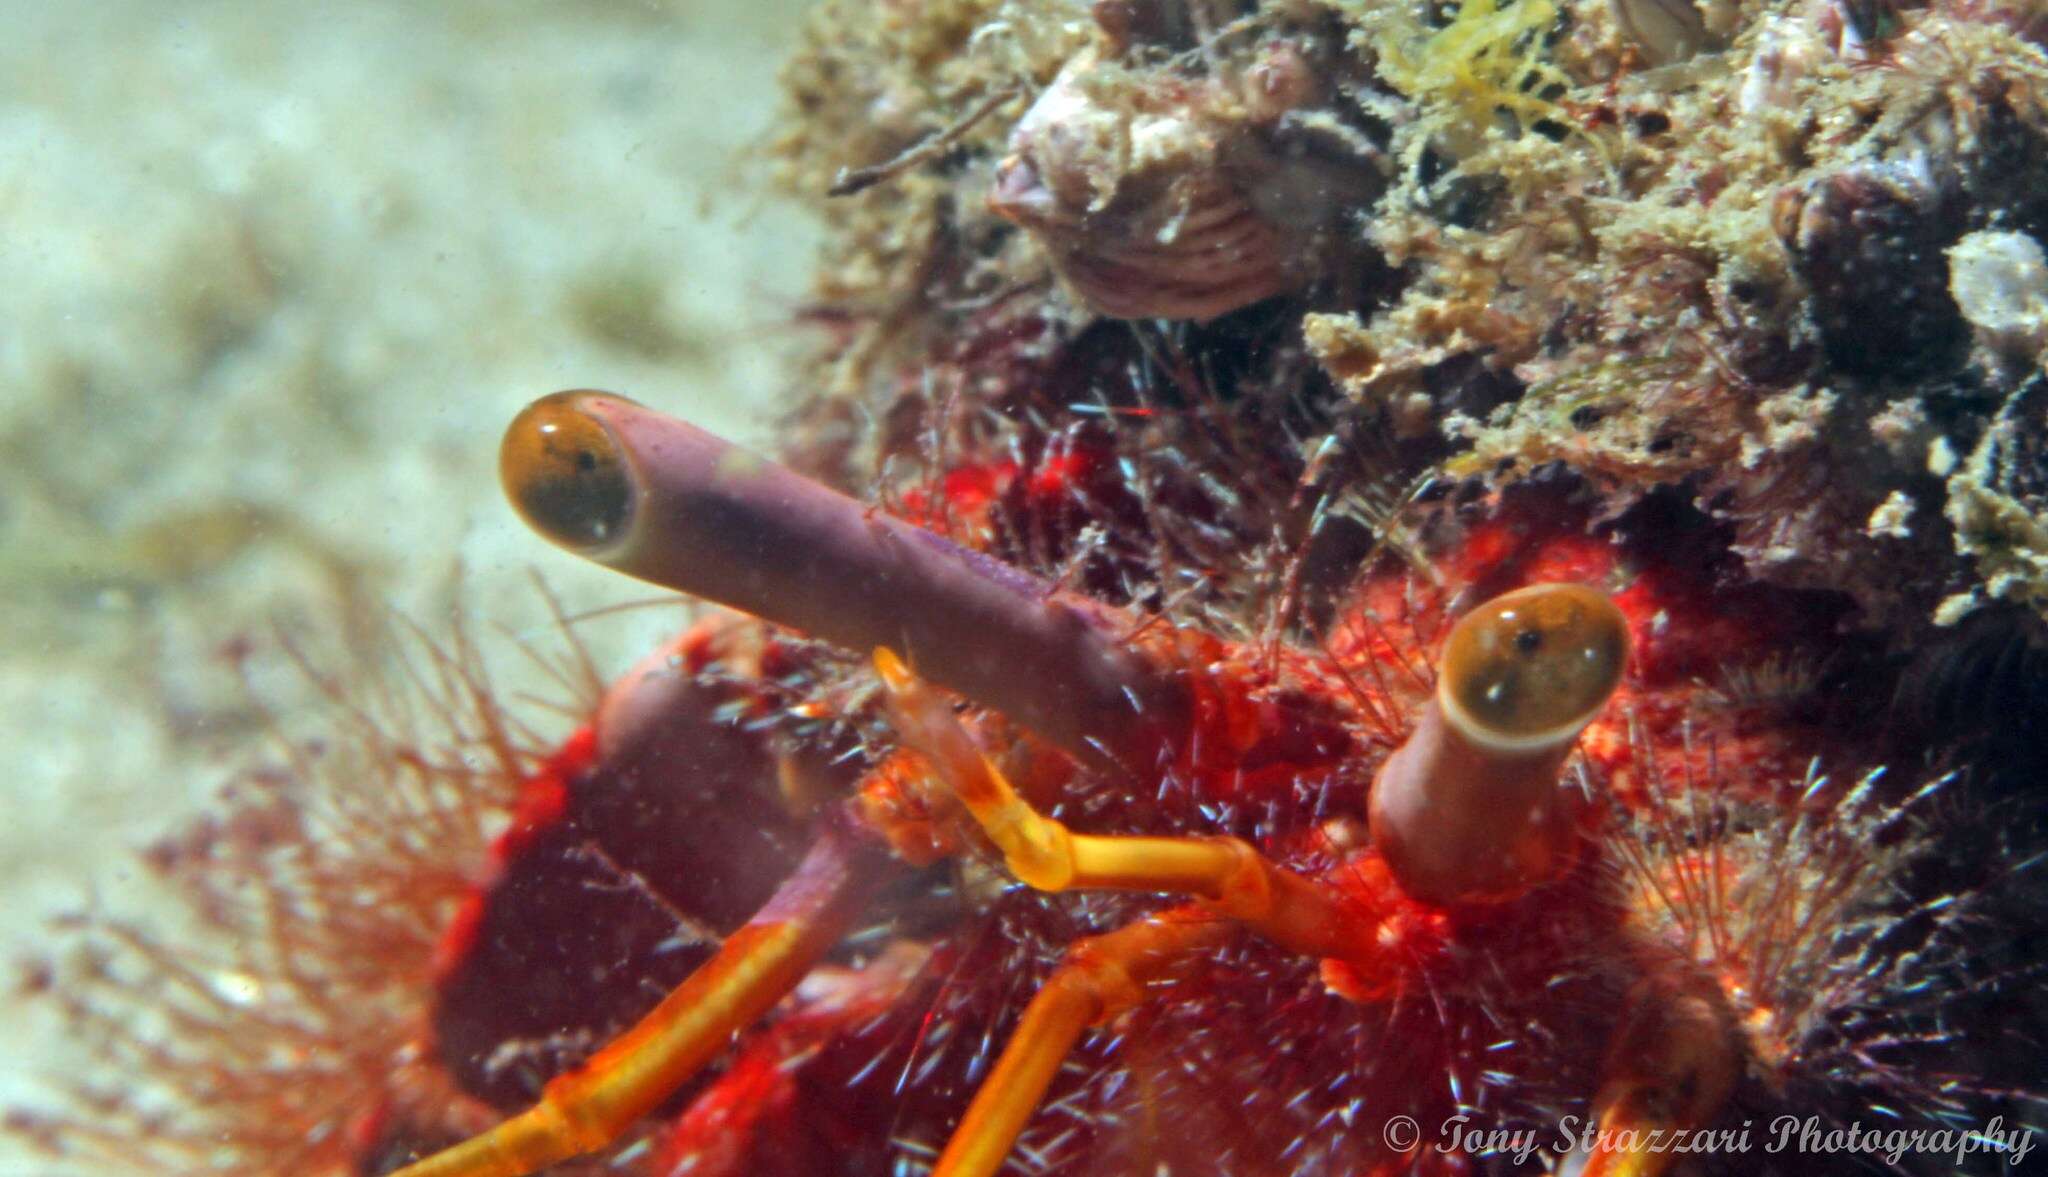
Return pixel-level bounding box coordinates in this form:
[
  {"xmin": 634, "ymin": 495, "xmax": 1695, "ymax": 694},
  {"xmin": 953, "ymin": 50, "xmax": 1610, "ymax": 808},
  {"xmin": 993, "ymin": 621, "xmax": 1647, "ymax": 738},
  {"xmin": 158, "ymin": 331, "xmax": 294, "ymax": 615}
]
[
  {"xmin": 1440, "ymin": 582, "xmax": 1629, "ymax": 747},
  {"xmin": 500, "ymin": 391, "xmax": 636, "ymax": 551}
]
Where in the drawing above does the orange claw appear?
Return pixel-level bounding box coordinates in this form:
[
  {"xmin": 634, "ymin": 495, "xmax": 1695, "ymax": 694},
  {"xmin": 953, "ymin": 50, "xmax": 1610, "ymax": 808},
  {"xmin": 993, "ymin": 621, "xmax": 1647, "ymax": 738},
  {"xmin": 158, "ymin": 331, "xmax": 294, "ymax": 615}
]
[
  {"xmin": 876, "ymin": 647, "xmax": 1359, "ymax": 960},
  {"xmin": 387, "ymin": 823, "xmax": 891, "ymax": 1177}
]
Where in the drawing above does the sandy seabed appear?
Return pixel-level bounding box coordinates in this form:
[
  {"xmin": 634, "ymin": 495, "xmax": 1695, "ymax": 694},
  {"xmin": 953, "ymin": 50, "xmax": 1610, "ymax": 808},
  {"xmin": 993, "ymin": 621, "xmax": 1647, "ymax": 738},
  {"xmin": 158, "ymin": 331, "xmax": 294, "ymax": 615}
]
[{"xmin": 0, "ymin": 3, "xmax": 817, "ymax": 1169}]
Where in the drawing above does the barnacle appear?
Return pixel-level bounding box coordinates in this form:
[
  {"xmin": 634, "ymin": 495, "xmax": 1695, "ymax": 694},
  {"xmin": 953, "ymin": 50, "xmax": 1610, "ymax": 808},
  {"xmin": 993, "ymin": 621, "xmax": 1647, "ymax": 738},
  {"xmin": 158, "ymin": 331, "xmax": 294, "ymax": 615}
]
[
  {"xmin": 985, "ymin": 8, "xmax": 1384, "ymax": 322},
  {"xmin": 1775, "ymin": 157, "xmax": 1970, "ymax": 380},
  {"xmin": 1948, "ymin": 228, "xmax": 2048, "ymax": 362},
  {"xmin": 989, "ymin": 52, "xmax": 1304, "ymax": 322},
  {"xmin": 1940, "ymin": 378, "xmax": 2048, "ymax": 623}
]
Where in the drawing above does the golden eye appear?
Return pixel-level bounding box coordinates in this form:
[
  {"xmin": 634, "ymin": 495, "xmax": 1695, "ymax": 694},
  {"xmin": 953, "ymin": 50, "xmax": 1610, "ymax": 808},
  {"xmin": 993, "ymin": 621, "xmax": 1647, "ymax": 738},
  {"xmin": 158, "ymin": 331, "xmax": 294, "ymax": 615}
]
[
  {"xmin": 1438, "ymin": 582, "xmax": 1629, "ymax": 752},
  {"xmin": 500, "ymin": 391, "xmax": 637, "ymax": 552}
]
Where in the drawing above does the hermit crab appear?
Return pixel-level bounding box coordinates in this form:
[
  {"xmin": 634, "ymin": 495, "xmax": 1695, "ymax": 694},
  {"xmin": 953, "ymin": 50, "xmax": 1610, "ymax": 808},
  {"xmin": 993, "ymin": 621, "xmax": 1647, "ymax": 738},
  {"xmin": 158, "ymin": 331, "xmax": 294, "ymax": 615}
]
[
  {"xmin": 16, "ymin": 367, "xmax": 2036, "ymax": 1175},
  {"xmin": 335, "ymin": 388, "xmax": 1915, "ymax": 1177}
]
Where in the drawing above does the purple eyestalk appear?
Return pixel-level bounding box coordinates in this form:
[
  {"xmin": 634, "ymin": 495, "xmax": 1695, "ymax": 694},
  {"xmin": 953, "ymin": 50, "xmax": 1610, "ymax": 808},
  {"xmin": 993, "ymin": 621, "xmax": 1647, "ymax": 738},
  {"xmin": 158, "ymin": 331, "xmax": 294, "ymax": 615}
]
[
  {"xmin": 1368, "ymin": 583, "xmax": 1629, "ymax": 905},
  {"xmin": 499, "ymin": 390, "xmax": 1187, "ymax": 770}
]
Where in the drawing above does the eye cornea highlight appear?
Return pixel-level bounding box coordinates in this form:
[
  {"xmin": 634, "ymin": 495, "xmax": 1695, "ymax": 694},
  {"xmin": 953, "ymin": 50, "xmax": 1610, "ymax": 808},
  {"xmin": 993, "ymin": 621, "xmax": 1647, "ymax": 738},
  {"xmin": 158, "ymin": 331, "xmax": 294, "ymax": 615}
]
[
  {"xmin": 499, "ymin": 391, "xmax": 638, "ymax": 554},
  {"xmin": 1437, "ymin": 582, "xmax": 1629, "ymax": 754}
]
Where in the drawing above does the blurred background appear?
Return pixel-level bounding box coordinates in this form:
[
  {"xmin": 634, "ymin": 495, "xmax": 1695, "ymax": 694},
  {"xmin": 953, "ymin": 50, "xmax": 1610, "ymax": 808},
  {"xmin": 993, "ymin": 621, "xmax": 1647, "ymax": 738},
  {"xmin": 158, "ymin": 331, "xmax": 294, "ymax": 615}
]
[{"xmin": 0, "ymin": 2, "xmax": 817, "ymax": 1165}]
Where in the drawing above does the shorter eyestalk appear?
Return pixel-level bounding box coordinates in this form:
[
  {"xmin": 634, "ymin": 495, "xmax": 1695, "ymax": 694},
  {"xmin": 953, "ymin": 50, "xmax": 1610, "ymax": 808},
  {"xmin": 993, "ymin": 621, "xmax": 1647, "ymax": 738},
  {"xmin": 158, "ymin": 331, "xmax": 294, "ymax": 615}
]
[
  {"xmin": 499, "ymin": 391, "xmax": 1189, "ymax": 770},
  {"xmin": 1369, "ymin": 583, "xmax": 1628, "ymax": 905}
]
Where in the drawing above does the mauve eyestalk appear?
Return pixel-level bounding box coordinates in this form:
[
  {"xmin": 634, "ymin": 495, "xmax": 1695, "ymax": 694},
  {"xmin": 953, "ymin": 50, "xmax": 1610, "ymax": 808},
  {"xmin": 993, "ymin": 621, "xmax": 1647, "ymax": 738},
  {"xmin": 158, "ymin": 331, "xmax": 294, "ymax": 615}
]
[
  {"xmin": 1368, "ymin": 583, "xmax": 1629, "ymax": 905},
  {"xmin": 500, "ymin": 390, "xmax": 1187, "ymax": 770}
]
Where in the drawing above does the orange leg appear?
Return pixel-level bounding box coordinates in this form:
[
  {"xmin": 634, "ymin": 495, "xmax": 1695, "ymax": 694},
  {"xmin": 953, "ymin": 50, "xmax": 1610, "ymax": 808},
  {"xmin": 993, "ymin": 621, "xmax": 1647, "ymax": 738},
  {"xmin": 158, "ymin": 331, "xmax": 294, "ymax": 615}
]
[
  {"xmin": 876, "ymin": 649, "xmax": 1362, "ymax": 960},
  {"xmin": 388, "ymin": 824, "xmax": 889, "ymax": 1177},
  {"xmin": 931, "ymin": 905, "xmax": 1232, "ymax": 1177},
  {"xmin": 877, "ymin": 649, "xmax": 1385, "ymax": 1174}
]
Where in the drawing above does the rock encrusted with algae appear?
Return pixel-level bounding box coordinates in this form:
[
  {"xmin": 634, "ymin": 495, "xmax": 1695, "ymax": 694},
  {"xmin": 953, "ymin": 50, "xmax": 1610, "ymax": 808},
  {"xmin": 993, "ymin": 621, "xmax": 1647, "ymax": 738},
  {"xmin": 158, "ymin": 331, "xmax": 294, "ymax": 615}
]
[
  {"xmin": 1940, "ymin": 376, "xmax": 2048, "ymax": 622},
  {"xmin": 774, "ymin": 0, "xmax": 2048, "ymax": 631}
]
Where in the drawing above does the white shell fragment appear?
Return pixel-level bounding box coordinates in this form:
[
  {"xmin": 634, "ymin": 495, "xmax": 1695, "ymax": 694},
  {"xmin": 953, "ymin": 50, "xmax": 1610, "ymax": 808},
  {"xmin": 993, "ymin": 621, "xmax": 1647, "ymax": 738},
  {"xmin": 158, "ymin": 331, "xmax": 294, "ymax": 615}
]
[{"xmin": 1947, "ymin": 229, "xmax": 2048, "ymax": 361}]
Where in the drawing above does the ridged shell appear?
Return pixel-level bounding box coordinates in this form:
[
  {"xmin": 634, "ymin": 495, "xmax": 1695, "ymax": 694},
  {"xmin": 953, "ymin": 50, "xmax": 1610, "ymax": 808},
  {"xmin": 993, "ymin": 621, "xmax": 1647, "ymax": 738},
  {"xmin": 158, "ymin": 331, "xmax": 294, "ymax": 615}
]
[{"xmin": 989, "ymin": 54, "xmax": 1295, "ymax": 322}]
